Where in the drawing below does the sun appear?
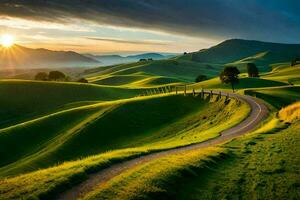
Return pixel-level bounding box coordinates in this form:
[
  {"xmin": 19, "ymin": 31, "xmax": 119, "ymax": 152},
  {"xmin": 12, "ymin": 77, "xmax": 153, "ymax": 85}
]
[{"xmin": 1, "ymin": 34, "xmax": 15, "ymax": 48}]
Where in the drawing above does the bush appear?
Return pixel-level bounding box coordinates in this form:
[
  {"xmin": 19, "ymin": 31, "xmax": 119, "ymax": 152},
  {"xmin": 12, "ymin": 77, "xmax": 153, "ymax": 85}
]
[
  {"xmin": 34, "ymin": 72, "xmax": 48, "ymax": 81},
  {"xmin": 247, "ymin": 63, "xmax": 259, "ymax": 77},
  {"xmin": 77, "ymin": 78, "xmax": 88, "ymax": 83},
  {"xmin": 48, "ymin": 71, "xmax": 66, "ymax": 81},
  {"xmin": 195, "ymin": 75, "xmax": 208, "ymax": 83}
]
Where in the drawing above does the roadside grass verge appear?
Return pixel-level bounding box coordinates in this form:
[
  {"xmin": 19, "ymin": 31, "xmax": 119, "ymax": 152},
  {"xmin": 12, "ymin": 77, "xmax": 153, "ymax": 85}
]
[
  {"xmin": 82, "ymin": 147, "xmax": 227, "ymax": 200},
  {"xmin": 0, "ymin": 149, "xmax": 148, "ymax": 200}
]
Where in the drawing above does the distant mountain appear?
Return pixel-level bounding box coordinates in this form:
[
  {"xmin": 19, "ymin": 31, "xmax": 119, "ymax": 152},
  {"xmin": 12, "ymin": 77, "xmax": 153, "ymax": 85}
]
[
  {"xmin": 86, "ymin": 52, "xmax": 176, "ymax": 66},
  {"xmin": 180, "ymin": 39, "xmax": 300, "ymax": 66},
  {"xmin": 126, "ymin": 53, "xmax": 165, "ymax": 60},
  {"xmin": 0, "ymin": 45, "xmax": 99, "ymax": 69}
]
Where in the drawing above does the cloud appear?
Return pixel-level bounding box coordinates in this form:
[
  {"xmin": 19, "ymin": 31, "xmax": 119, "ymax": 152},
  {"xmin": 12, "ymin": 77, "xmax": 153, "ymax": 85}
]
[
  {"xmin": 0, "ymin": 0, "xmax": 300, "ymax": 43},
  {"xmin": 86, "ymin": 37, "xmax": 167, "ymax": 45}
]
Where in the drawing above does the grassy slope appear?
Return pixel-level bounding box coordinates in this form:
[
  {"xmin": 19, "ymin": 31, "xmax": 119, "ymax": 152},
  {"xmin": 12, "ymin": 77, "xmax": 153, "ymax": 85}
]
[
  {"xmin": 82, "ymin": 111, "xmax": 300, "ymax": 200},
  {"xmin": 83, "ymin": 147, "xmax": 225, "ymax": 200},
  {"xmin": 245, "ymin": 86, "xmax": 300, "ymax": 109},
  {"xmin": 0, "ymin": 95, "xmax": 249, "ymax": 177},
  {"xmin": 189, "ymin": 64, "xmax": 300, "ymax": 91},
  {"xmin": 0, "ymin": 80, "xmax": 140, "ymax": 128},
  {"xmin": 191, "ymin": 76, "xmax": 287, "ymax": 91},
  {"xmin": 263, "ymin": 64, "xmax": 300, "ymax": 84},
  {"xmin": 84, "ymin": 59, "xmax": 223, "ymax": 85},
  {"xmin": 0, "ymin": 94, "xmax": 249, "ymax": 199},
  {"xmin": 90, "ymin": 74, "xmax": 183, "ymax": 88},
  {"xmin": 176, "ymin": 111, "xmax": 300, "ymax": 200}
]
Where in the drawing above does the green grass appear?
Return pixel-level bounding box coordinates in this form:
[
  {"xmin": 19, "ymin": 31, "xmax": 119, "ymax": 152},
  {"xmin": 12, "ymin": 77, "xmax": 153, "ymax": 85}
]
[
  {"xmin": 262, "ymin": 64, "xmax": 300, "ymax": 84},
  {"xmin": 81, "ymin": 112, "xmax": 300, "ymax": 200},
  {"xmin": 84, "ymin": 59, "xmax": 223, "ymax": 83},
  {"xmin": 89, "ymin": 74, "xmax": 183, "ymax": 88},
  {"xmin": 0, "ymin": 148, "xmax": 149, "ymax": 200},
  {"xmin": 245, "ymin": 86, "xmax": 300, "ymax": 109},
  {"xmin": 0, "ymin": 93, "xmax": 249, "ymax": 199},
  {"xmin": 191, "ymin": 76, "xmax": 287, "ymax": 91},
  {"xmin": 0, "ymin": 80, "xmax": 140, "ymax": 128},
  {"xmin": 0, "ymin": 94, "xmax": 249, "ymax": 177},
  {"xmin": 175, "ymin": 121, "xmax": 300, "ymax": 200},
  {"xmin": 90, "ymin": 75, "xmax": 148, "ymax": 86},
  {"xmin": 83, "ymin": 147, "xmax": 225, "ymax": 200}
]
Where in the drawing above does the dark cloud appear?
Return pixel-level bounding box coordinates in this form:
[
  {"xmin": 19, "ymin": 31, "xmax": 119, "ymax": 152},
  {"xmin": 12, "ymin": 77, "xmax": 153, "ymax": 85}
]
[
  {"xmin": 86, "ymin": 37, "xmax": 167, "ymax": 45},
  {"xmin": 0, "ymin": 0, "xmax": 300, "ymax": 43}
]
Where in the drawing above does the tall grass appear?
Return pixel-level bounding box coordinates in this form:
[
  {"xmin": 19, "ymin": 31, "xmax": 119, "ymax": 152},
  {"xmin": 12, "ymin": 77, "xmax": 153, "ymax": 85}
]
[{"xmin": 279, "ymin": 102, "xmax": 300, "ymax": 122}]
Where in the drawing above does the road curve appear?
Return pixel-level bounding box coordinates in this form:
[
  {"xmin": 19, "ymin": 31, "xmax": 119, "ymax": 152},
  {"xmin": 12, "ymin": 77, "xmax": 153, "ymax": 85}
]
[{"xmin": 58, "ymin": 91, "xmax": 269, "ymax": 200}]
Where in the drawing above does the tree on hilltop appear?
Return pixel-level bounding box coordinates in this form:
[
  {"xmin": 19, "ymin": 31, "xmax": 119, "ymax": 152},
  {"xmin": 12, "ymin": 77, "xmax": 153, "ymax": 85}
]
[
  {"xmin": 35, "ymin": 72, "xmax": 48, "ymax": 81},
  {"xmin": 247, "ymin": 63, "xmax": 259, "ymax": 77},
  {"xmin": 195, "ymin": 75, "xmax": 208, "ymax": 83},
  {"xmin": 48, "ymin": 71, "xmax": 66, "ymax": 81},
  {"xmin": 220, "ymin": 66, "xmax": 240, "ymax": 92}
]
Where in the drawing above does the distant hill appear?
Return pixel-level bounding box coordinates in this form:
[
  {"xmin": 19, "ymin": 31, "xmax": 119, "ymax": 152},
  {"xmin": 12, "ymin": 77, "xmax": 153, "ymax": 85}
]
[
  {"xmin": 180, "ymin": 39, "xmax": 300, "ymax": 67},
  {"xmin": 0, "ymin": 45, "xmax": 99, "ymax": 69},
  {"xmin": 127, "ymin": 53, "xmax": 165, "ymax": 60},
  {"xmin": 86, "ymin": 52, "xmax": 176, "ymax": 66}
]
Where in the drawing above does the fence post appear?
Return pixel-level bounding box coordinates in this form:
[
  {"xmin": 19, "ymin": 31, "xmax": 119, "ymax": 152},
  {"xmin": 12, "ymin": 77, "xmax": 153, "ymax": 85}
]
[
  {"xmin": 201, "ymin": 88, "xmax": 204, "ymax": 99},
  {"xmin": 210, "ymin": 90, "xmax": 213, "ymax": 97},
  {"xmin": 164, "ymin": 86, "xmax": 167, "ymax": 93},
  {"xmin": 193, "ymin": 88, "xmax": 195, "ymax": 96},
  {"xmin": 184, "ymin": 85, "xmax": 187, "ymax": 96},
  {"xmin": 176, "ymin": 87, "xmax": 178, "ymax": 94}
]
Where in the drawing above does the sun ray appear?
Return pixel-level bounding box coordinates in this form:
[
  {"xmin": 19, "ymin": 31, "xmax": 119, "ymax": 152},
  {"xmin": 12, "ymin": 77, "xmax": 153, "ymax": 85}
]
[{"xmin": 1, "ymin": 34, "xmax": 15, "ymax": 47}]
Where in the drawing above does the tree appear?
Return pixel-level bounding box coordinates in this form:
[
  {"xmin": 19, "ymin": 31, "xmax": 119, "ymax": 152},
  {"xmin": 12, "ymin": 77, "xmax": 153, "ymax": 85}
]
[
  {"xmin": 48, "ymin": 71, "xmax": 66, "ymax": 81},
  {"xmin": 34, "ymin": 72, "xmax": 48, "ymax": 81},
  {"xmin": 219, "ymin": 66, "xmax": 240, "ymax": 92},
  {"xmin": 291, "ymin": 58, "xmax": 300, "ymax": 66},
  {"xmin": 77, "ymin": 78, "xmax": 88, "ymax": 83},
  {"xmin": 195, "ymin": 75, "xmax": 208, "ymax": 82},
  {"xmin": 247, "ymin": 63, "xmax": 259, "ymax": 77}
]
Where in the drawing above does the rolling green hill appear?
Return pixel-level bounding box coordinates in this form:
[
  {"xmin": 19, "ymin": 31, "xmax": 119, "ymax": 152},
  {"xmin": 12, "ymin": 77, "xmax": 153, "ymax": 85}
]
[
  {"xmin": 82, "ymin": 39, "xmax": 300, "ymax": 89},
  {"xmin": 0, "ymin": 94, "xmax": 249, "ymax": 177},
  {"xmin": 0, "ymin": 80, "xmax": 140, "ymax": 128},
  {"xmin": 245, "ymin": 86, "xmax": 300, "ymax": 109},
  {"xmin": 1, "ymin": 39, "xmax": 300, "ymax": 200},
  {"xmin": 180, "ymin": 39, "xmax": 300, "ymax": 65}
]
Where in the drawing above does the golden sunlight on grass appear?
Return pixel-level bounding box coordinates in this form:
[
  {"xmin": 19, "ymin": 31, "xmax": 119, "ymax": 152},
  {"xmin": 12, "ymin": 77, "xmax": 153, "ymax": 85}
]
[
  {"xmin": 1, "ymin": 34, "xmax": 15, "ymax": 48},
  {"xmin": 279, "ymin": 102, "xmax": 300, "ymax": 122}
]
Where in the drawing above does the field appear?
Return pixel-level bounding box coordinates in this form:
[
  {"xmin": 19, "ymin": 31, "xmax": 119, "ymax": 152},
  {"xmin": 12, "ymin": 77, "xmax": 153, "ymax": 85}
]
[{"xmin": 0, "ymin": 43, "xmax": 300, "ymax": 200}]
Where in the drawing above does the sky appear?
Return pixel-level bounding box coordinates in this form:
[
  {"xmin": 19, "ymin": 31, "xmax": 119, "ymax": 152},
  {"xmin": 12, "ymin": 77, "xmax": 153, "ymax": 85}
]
[{"xmin": 0, "ymin": 0, "xmax": 299, "ymax": 54}]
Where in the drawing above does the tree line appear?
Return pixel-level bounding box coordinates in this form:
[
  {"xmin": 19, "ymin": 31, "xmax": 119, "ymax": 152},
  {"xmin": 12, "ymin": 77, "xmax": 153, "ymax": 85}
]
[{"xmin": 35, "ymin": 71, "xmax": 88, "ymax": 83}]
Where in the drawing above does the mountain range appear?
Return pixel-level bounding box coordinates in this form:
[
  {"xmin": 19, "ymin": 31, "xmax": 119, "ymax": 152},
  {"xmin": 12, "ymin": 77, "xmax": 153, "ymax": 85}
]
[
  {"xmin": 1, "ymin": 39, "xmax": 300, "ymax": 73},
  {"xmin": 0, "ymin": 45, "xmax": 173, "ymax": 69},
  {"xmin": 0, "ymin": 45, "xmax": 99, "ymax": 68},
  {"xmin": 85, "ymin": 53, "xmax": 175, "ymax": 66}
]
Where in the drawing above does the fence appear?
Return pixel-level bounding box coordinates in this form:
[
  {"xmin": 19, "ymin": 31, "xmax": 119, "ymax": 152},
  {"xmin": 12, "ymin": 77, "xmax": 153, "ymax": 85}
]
[{"xmin": 138, "ymin": 84, "xmax": 230, "ymax": 100}]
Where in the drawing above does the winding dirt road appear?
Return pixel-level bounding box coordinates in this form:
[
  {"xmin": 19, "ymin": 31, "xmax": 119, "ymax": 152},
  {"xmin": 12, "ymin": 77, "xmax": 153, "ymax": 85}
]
[{"xmin": 58, "ymin": 91, "xmax": 269, "ymax": 200}]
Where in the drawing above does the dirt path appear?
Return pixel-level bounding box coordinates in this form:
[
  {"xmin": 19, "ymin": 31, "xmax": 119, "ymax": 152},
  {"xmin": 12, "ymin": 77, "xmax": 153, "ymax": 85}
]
[{"xmin": 58, "ymin": 91, "xmax": 269, "ymax": 200}]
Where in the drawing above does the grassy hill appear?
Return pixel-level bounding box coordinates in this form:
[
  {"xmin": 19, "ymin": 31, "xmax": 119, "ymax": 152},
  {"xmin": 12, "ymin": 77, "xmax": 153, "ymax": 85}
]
[
  {"xmin": 1, "ymin": 39, "xmax": 300, "ymax": 200},
  {"xmin": 245, "ymin": 86, "xmax": 300, "ymax": 109},
  {"xmin": 180, "ymin": 39, "xmax": 300, "ymax": 65},
  {"xmin": 82, "ymin": 39, "xmax": 300, "ymax": 89},
  {"xmin": 0, "ymin": 94, "xmax": 249, "ymax": 177},
  {"xmin": 80, "ymin": 101, "xmax": 300, "ymax": 200},
  {"xmin": 0, "ymin": 80, "xmax": 141, "ymax": 128}
]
